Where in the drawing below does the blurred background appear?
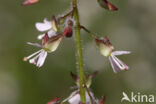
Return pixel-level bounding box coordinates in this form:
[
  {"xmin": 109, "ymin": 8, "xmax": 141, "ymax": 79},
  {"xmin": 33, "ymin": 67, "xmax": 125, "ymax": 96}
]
[{"xmin": 0, "ymin": 0, "xmax": 156, "ymax": 104}]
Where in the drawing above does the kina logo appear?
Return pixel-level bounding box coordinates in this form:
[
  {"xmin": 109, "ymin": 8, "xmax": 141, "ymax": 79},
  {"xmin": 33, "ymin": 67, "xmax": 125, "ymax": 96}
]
[{"xmin": 121, "ymin": 92, "xmax": 155, "ymax": 103}]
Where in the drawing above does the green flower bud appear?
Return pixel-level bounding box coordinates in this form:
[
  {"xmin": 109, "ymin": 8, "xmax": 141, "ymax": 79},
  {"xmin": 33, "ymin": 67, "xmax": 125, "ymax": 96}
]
[
  {"xmin": 43, "ymin": 35, "xmax": 63, "ymax": 53},
  {"xmin": 95, "ymin": 37, "xmax": 114, "ymax": 57}
]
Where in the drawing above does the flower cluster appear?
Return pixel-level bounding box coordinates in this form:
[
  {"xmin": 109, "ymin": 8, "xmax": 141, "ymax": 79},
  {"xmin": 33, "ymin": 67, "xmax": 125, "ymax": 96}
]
[
  {"xmin": 22, "ymin": 0, "xmax": 131, "ymax": 103},
  {"xmin": 24, "ymin": 15, "xmax": 130, "ymax": 72},
  {"xmin": 24, "ymin": 16, "xmax": 73, "ymax": 67}
]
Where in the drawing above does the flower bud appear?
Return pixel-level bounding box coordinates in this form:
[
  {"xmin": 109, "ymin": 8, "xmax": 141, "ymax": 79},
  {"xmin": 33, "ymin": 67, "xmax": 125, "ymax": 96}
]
[
  {"xmin": 22, "ymin": 0, "xmax": 39, "ymax": 6},
  {"xmin": 97, "ymin": 0, "xmax": 118, "ymax": 11},
  {"xmin": 95, "ymin": 37, "xmax": 114, "ymax": 57},
  {"xmin": 47, "ymin": 97, "xmax": 60, "ymax": 104},
  {"xmin": 63, "ymin": 27, "xmax": 73, "ymax": 37},
  {"xmin": 99, "ymin": 96, "xmax": 106, "ymax": 104},
  {"xmin": 43, "ymin": 35, "xmax": 63, "ymax": 53}
]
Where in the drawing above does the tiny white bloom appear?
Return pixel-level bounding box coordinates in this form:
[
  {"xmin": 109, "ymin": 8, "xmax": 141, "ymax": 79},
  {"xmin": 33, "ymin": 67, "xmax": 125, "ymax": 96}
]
[
  {"xmin": 24, "ymin": 34, "xmax": 63, "ymax": 67},
  {"xmin": 95, "ymin": 37, "xmax": 131, "ymax": 73},
  {"xmin": 35, "ymin": 17, "xmax": 58, "ymax": 40},
  {"xmin": 109, "ymin": 51, "xmax": 131, "ymax": 73},
  {"xmin": 67, "ymin": 90, "xmax": 95, "ymax": 104},
  {"xmin": 24, "ymin": 43, "xmax": 47, "ymax": 67}
]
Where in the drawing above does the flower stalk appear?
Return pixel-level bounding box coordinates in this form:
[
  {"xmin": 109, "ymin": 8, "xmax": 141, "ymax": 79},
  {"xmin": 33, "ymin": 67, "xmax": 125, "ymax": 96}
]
[{"xmin": 72, "ymin": 0, "xmax": 86, "ymax": 103}]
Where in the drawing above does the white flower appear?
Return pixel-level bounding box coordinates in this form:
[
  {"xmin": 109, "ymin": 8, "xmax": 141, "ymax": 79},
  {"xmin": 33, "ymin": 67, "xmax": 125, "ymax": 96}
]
[
  {"xmin": 35, "ymin": 17, "xmax": 58, "ymax": 40},
  {"xmin": 95, "ymin": 37, "xmax": 131, "ymax": 73},
  {"xmin": 109, "ymin": 51, "xmax": 131, "ymax": 73},
  {"xmin": 24, "ymin": 34, "xmax": 63, "ymax": 67},
  {"xmin": 67, "ymin": 90, "xmax": 95, "ymax": 104},
  {"xmin": 23, "ymin": 43, "xmax": 47, "ymax": 67}
]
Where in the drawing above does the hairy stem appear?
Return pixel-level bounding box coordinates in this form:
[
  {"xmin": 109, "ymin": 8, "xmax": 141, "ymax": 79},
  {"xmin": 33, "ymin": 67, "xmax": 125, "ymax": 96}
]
[
  {"xmin": 72, "ymin": 0, "xmax": 86, "ymax": 103},
  {"xmin": 81, "ymin": 25, "xmax": 97, "ymax": 38}
]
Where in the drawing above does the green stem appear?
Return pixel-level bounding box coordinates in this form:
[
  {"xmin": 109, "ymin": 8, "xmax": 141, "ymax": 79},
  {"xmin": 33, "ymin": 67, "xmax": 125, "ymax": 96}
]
[
  {"xmin": 81, "ymin": 25, "xmax": 97, "ymax": 38},
  {"xmin": 72, "ymin": 0, "xmax": 86, "ymax": 103}
]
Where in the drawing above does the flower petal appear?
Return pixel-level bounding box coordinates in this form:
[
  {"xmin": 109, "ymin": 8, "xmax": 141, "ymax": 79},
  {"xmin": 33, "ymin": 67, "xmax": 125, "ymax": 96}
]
[
  {"xmin": 29, "ymin": 53, "xmax": 40, "ymax": 64},
  {"xmin": 29, "ymin": 49, "xmax": 43, "ymax": 64},
  {"xmin": 113, "ymin": 55, "xmax": 129, "ymax": 70},
  {"xmin": 37, "ymin": 33, "xmax": 45, "ymax": 40},
  {"xmin": 27, "ymin": 42, "xmax": 42, "ymax": 48},
  {"xmin": 36, "ymin": 50, "xmax": 47, "ymax": 67},
  {"xmin": 68, "ymin": 93, "xmax": 80, "ymax": 104},
  {"xmin": 47, "ymin": 30, "xmax": 57, "ymax": 38},
  {"xmin": 35, "ymin": 19, "xmax": 51, "ymax": 32},
  {"xmin": 37, "ymin": 30, "xmax": 56, "ymax": 40},
  {"xmin": 109, "ymin": 56, "xmax": 120, "ymax": 73},
  {"xmin": 111, "ymin": 55, "xmax": 129, "ymax": 71},
  {"xmin": 68, "ymin": 90, "xmax": 94, "ymax": 104},
  {"xmin": 112, "ymin": 51, "xmax": 131, "ymax": 56}
]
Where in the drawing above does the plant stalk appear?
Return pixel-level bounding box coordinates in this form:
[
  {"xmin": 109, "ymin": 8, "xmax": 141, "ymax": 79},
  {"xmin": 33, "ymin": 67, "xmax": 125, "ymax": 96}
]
[{"xmin": 72, "ymin": 0, "xmax": 86, "ymax": 103}]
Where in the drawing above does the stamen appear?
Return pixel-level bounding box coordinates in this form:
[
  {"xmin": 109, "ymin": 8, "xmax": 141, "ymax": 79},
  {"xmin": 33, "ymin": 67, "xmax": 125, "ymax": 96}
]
[{"xmin": 24, "ymin": 49, "xmax": 42, "ymax": 61}]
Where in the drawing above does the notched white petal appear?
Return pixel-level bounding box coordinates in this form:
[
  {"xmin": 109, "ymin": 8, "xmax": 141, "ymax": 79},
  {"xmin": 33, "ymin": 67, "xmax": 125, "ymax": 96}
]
[
  {"xmin": 68, "ymin": 90, "xmax": 94, "ymax": 104},
  {"xmin": 109, "ymin": 56, "xmax": 120, "ymax": 73},
  {"xmin": 110, "ymin": 55, "xmax": 129, "ymax": 72},
  {"xmin": 35, "ymin": 21, "xmax": 51, "ymax": 32},
  {"xmin": 36, "ymin": 50, "xmax": 47, "ymax": 67},
  {"xmin": 113, "ymin": 55, "xmax": 129, "ymax": 70},
  {"xmin": 112, "ymin": 51, "xmax": 131, "ymax": 56},
  {"xmin": 48, "ymin": 30, "xmax": 57, "ymax": 38},
  {"xmin": 68, "ymin": 93, "xmax": 80, "ymax": 104}
]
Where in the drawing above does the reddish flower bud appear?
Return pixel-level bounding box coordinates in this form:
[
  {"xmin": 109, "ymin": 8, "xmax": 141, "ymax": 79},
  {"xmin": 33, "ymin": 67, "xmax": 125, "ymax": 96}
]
[
  {"xmin": 99, "ymin": 96, "xmax": 106, "ymax": 104},
  {"xmin": 97, "ymin": 0, "xmax": 118, "ymax": 11},
  {"xmin": 47, "ymin": 97, "xmax": 60, "ymax": 104},
  {"xmin": 22, "ymin": 0, "xmax": 39, "ymax": 6},
  {"xmin": 106, "ymin": 1, "xmax": 118, "ymax": 11},
  {"xmin": 63, "ymin": 27, "xmax": 73, "ymax": 38}
]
